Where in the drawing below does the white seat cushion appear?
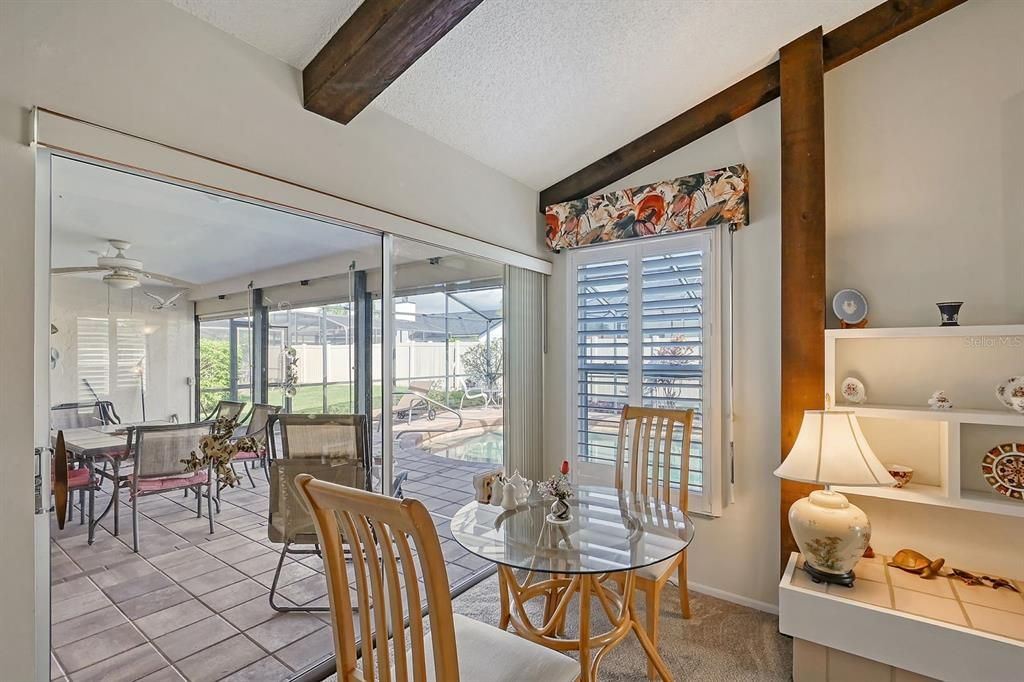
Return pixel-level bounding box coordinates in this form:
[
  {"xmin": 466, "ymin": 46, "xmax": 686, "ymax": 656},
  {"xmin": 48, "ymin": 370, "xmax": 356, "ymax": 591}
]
[
  {"xmin": 635, "ymin": 552, "xmax": 682, "ymax": 582},
  {"xmin": 412, "ymin": 613, "xmax": 579, "ymax": 682}
]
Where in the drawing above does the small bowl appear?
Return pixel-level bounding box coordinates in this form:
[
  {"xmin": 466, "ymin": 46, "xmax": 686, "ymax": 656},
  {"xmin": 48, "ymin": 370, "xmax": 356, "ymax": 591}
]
[{"xmin": 887, "ymin": 465, "xmax": 914, "ymax": 488}]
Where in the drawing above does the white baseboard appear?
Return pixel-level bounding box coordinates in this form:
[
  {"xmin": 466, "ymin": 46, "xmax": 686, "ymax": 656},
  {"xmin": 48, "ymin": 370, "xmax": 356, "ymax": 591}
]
[{"xmin": 681, "ymin": 579, "xmax": 779, "ymax": 615}]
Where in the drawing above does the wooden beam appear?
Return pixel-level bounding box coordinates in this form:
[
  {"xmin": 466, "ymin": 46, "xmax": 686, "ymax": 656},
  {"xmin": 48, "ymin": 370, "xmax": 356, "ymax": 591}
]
[
  {"xmin": 538, "ymin": 64, "xmax": 780, "ymax": 209},
  {"xmin": 303, "ymin": 0, "xmax": 482, "ymax": 125},
  {"xmin": 540, "ymin": 0, "xmax": 968, "ymax": 209},
  {"xmin": 823, "ymin": 0, "xmax": 969, "ymax": 71},
  {"xmin": 779, "ymin": 27, "xmax": 826, "ymax": 571}
]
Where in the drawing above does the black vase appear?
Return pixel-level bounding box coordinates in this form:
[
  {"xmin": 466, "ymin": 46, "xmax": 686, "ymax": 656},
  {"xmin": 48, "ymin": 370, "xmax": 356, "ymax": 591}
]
[{"xmin": 937, "ymin": 301, "xmax": 963, "ymax": 326}]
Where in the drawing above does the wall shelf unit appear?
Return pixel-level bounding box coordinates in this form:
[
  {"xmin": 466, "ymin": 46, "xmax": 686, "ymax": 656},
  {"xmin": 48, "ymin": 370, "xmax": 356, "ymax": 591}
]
[{"xmin": 826, "ymin": 324, "xmax": 1024, "ymax": 519}]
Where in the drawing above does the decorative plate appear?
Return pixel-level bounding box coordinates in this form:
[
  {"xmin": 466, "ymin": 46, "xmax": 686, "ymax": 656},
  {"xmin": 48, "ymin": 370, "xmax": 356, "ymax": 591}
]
[
  {"xmin": 995, "ymin": 376, "xmax": 1024, "ymax": 410},
  {"xmin": 833, "ymin": 289, "xmax": 868, "ymax": 325},
  {"xmin": 840, "ymin": 377, "xmax": 866, "ymax": 404},
  {"xmin": 981, "ymin": 443, "xmax": 1024, "ymax": 501}
]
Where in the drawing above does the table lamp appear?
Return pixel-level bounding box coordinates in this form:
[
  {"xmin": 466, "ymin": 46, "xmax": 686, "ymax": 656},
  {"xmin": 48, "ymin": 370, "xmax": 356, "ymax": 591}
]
[{"xmin": 774, "ymin": 410, "xmax": 895, "ymax": 586}]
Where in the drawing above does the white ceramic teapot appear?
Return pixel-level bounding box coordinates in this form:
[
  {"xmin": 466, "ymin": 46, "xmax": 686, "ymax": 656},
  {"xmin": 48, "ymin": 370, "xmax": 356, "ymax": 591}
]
[{"xmin": 507, "ymin": 470, "xmax": 533, "ymax": 504}]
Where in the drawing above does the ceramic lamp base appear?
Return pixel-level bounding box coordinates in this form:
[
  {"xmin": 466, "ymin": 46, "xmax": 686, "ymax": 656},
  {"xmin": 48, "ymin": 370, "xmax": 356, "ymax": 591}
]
[
  {"xmin": 802, "ymin": 562, "xmax": 855, "ymax": 588},
  {"xmin": 789, "ymin": 489, "xmax": 871, "ymax": 585}
]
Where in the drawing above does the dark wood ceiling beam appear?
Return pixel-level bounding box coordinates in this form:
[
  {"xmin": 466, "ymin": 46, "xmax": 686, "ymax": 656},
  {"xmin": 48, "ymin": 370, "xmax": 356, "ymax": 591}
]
[
  {"xmin": 303, "ymin": 0, "xmax": 483, "ymax": 125},
  {"xmin": 779, "ymin": 27, "xmax": 827, "ymax": 573},
  {"xmin": 538, "ymin": 64, "xmax": 780, "ymax": 210},
  {"xmin": 539, "ymin": 0, "xmax": 969, "ymax": 209}
]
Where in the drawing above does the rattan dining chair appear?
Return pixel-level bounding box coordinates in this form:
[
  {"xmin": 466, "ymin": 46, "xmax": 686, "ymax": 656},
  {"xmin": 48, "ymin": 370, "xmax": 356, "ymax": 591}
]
[
  {"xmin": 125, "ymin": 422, "xmax": 216, "ymax": 553},
  {"xmin": 266, "ymin": 413, "xmax": 372, "ymax": 612},
  {"xmin": 613, "ymin": 404, "xmax": 695, "ymax": 678},
  {"xmin": 231, "ymin": 402, "xmax": 281, "ymax": 486},
  {"xmin": 294, "ymin": 474, "xmax": 579, "ymax": 682}
]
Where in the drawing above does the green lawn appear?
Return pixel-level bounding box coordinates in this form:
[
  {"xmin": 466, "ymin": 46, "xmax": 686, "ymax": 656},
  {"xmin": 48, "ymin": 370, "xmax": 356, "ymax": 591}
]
[{"xmin": 202, "ymin": 382, "xmax": 485, "ymax": 416}]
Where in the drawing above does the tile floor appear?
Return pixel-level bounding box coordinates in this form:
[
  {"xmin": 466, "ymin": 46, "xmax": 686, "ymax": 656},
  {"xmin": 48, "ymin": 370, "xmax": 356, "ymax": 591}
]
[{"xmin": 50, "ymin": 445, "xmax": 496, "ymax": 682}]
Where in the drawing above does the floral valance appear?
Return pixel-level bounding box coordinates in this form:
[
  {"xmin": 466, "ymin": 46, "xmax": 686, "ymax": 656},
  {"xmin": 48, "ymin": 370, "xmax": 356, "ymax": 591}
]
[{"xmin": 544, "ymin": 164, "xmax": 749, "ymax": 251}]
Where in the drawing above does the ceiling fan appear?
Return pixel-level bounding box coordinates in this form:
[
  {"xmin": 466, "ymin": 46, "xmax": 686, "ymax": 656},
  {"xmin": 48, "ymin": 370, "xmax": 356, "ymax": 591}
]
[{"xmin": 51, "ymin": 239, "xmax": 192, "ymax": 290}]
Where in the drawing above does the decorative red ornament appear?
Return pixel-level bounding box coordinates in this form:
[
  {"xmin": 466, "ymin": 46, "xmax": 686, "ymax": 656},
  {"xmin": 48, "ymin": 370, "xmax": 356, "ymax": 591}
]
[{"xmin": 560, "ymin": 459, "xmax": 570, "ymax": 475}]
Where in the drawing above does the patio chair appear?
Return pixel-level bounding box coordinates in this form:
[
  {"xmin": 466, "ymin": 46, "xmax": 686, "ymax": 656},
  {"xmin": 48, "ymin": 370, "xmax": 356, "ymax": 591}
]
[
  {"xmin": 202, "ymin": 399, "xmax": 247, "ymax": 423},
  {"xmin": 231, "ymin": 402, "xmax": 281, "ymax": 487},
  {"xmin": 51, "ymin": 431, "xmax": 100, "ymax": 530},
  {"xmin": 266, "ymin": 413, "xmax": 372, "ymax": 612},
  {"xmin": 294, "ymin": 474, "xmax": 579, "ymax": 682},
  {"xmin": 50, "ymin": 401, "xmax": 113, "ymax": 430},
  {"xmin": 124, "ymin": 422, "xmax": 216, "ymax": 553},
  {"xmin": 459, "ymin": 378, "xmax": 489, "ymax": 410},
  {"xmin": 393, "ymin": 379, "xmax": 437, "ymax": 423}
]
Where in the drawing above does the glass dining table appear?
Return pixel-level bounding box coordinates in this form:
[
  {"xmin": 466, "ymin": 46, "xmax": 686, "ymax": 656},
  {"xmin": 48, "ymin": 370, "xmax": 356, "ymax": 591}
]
[{"xmin": 450, "ymin": 485, "xmax": 695, "ymax": 682}]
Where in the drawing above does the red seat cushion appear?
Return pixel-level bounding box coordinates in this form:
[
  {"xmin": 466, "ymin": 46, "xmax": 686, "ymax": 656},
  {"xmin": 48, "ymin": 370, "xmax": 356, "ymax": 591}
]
[
  {"xmin": 233, "ymin": 451, "xmax": 261, "ymax": 461},
  {"xmin": 67, "ymin": 468, "xmax": 92, "ymax": 489},
  {"xmin": 127, "ymin": 470, "xmax": 209, "ymax": 495}
]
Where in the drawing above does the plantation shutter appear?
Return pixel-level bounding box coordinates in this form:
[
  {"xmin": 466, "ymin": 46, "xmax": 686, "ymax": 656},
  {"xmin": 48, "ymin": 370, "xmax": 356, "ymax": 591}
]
[
  {"xmin": 76, "ymin": 317, "xmax": 110, "ymax": 402},
  {"xmin": 640, "ymin": 251, "xmax": 704, "ymax": 492},
  {"xmin": 575, "ymin": 259, "xmax": 630, "ymax": 465},
  {"xmin": 572, "ymin": 231, "xmax": 717, "ymax": 513}
]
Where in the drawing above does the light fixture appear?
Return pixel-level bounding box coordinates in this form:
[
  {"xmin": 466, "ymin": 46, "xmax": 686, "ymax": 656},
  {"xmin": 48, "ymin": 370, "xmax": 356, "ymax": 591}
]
[
  {"xmin": 774, "ymin": 410, "xmax": 895, "ymax": 586},
  {"xmin": 102, "ymin": 270, "xmax": 140, "ymax": 289}
]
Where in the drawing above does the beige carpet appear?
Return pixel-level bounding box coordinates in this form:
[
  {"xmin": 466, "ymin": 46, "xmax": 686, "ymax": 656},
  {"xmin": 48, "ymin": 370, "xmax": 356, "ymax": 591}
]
[
  {"xmin": 449, "ymin": 573, "xmax": 791, "ymax": 681},
  {"xmin": 323, "ymin": 574, "xmax": 791, "ymax": 681}
]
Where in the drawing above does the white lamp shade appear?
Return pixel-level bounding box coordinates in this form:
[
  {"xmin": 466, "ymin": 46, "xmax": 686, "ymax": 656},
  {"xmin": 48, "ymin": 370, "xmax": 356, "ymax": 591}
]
[{"xmin": 774, "ymin": 410, "xmax": 895, "ymax": 487}]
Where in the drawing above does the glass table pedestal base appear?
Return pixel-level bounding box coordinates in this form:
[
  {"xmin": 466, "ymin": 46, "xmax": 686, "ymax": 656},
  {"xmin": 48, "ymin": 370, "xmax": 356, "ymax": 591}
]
[{"xmin": 496, "ymin": 565, "xmax": 673, "ymax": 682}]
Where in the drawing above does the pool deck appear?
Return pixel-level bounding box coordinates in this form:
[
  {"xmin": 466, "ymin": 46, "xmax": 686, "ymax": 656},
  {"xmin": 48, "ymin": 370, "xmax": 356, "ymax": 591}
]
[{"xmin": 49, "ymin": 410, "xmax": 502, "ymax": 682}]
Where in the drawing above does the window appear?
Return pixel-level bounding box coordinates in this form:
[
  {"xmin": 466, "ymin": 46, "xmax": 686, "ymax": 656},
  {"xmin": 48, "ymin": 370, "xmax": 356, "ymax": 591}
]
[
  {"xmin": 571, "ymin": 231, "xmax": 721, "ymax": 515},
  {"xmin": 76, "ymin": 317, "xmax": 110, "ymax": 403}
]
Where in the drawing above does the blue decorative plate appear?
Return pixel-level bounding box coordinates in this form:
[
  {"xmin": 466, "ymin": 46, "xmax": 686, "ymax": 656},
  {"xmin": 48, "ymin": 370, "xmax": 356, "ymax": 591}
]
[{"xmin": 833, "ymin": 289, "xmax": 868, "ymax": 324}]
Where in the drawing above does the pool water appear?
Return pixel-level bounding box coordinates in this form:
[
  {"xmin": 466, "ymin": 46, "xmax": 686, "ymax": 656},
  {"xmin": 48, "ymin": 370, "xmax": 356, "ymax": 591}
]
[{"xmin": 426, "ymin": 430, "xmax": 504, "ymax": 465}]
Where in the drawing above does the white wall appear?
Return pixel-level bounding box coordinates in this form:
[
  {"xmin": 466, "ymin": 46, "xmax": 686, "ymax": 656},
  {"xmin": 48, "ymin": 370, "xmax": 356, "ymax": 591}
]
[
  {"xmin": 50, "ymin": 278, "xmax": 194, "ymax": 424},
  {"xmin": 546, "ymin": 0, "xmax": 1024, "ymax": 608},
  {"xmin": 824, "ymin": 0, "xmax": 1024, "ymax": 577},
  {"xmin": 0, "ymin": 1, "xmax": 541, "ymax": 677}
]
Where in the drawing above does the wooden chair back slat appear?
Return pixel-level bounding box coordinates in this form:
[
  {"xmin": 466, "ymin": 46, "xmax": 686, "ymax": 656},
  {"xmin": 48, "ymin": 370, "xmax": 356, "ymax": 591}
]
[
  {"xmin": 296, "ymin": 474, "xmax": 460, "ymax": 682},
  {"xmin": 614, "ymin": 405, "xmax": 695, "ymax": 511}
]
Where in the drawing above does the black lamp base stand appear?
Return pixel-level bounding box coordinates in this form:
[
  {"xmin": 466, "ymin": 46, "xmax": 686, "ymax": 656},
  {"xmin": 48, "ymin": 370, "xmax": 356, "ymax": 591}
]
[{"xmin": 802, "ymin": 561, "xmax": 855, "ymax": 588}]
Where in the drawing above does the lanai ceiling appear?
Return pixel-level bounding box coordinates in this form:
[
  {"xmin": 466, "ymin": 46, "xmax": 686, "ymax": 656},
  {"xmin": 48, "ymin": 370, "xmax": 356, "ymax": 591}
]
[{"xmin": 166, "ymin": 0, "xmax": 882, "ymax": 190}]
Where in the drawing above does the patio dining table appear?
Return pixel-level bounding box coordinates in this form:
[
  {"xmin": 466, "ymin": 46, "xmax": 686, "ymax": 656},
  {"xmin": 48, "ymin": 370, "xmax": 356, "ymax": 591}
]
[
  {"xmin": 450, "ymin": 485, "xmax": 694, "ymax": 682},
  {"xmin": 56, "ymin": 420, "xmax": 169, "ymax": 544}
]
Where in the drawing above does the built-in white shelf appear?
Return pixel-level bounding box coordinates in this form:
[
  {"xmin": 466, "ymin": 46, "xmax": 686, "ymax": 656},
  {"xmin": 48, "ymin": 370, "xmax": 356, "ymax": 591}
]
[
  {"xmin": 826, "ymin": 323, "xmax": 1024, "ymax": 339},
  {"xmin": 845, "ymin": 403, "xmax": 1024, "ymax": 427},
  {"xmin": 826, "ymin": 326, "xmax": 1024, "ymax": 519}
]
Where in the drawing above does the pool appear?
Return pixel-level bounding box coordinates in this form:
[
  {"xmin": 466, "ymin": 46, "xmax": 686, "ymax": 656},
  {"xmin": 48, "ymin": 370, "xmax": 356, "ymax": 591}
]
[{"xmin": 423, "ymin": 429, "xmax": 504, "ymax": 465}]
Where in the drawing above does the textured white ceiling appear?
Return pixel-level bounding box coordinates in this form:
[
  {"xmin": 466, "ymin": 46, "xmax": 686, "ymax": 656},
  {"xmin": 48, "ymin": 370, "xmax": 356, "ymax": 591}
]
[
  {"xmin": 166, "ymin": 0, "xmax": 361, "ymax": 68},
  {"xmin": 165, "ymin": 0, "xmax": 882, "ymax": 189},
  {"xmin": 51, "ymin": 156, "xmax": 379, "ymax": 286}
]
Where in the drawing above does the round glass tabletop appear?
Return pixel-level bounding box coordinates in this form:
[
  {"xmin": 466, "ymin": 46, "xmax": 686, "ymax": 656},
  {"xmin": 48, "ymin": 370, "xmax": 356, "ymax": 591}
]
[{"xmin": 450, "ymin": 485, "xmax": 695, "ymax": 575}]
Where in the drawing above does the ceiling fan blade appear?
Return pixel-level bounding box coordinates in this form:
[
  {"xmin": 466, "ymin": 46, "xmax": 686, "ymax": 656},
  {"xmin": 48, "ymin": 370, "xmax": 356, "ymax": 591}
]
[
  {"xmin": 51, "ymin": 266, "xmax": 106, "ymax": 275},
  {"xmin": 141, "ymin": 271, "xmax": 193, "ymax": 288}
]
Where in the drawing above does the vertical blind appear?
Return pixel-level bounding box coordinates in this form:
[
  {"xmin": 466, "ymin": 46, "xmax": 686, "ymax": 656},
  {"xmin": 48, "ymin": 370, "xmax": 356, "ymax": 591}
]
[
  {"xmin": 504, "ymin": 265, "xmax": 546, "ymax": 481},
  {"xmin": 576, "ymin": 241, "xmax": 708, "ymax": 496}
]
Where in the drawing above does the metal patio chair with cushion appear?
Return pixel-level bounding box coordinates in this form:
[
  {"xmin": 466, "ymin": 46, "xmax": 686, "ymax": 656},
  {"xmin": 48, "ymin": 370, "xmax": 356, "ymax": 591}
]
[
  {"xmin": 50, "ymin": 401, "xmax": 111, "ymax": 430},
  {"xmin": 613, "ymin": 404, "xmax": 695, "ymax": 678},
  {"xmin": 231, "ymin": 402, "xmax": 281, "ymax": 487},
  {"xmin": 202, "ymin": 399, "xmax": 247, "ymax": 424},
  {"xmin": 294, "ymin": 474, "xmax": 580, "ymax": 682},
  {"xmin": 266, "ymin": 413, "xmax": 372, "ymax": 612},
  {"xmin": 51, "ymin": 431, "xmax": 100, "ymax": 530},
  {"xmin": 123, "ymin": 422, "xmax": 216, "ymax": 553}
]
